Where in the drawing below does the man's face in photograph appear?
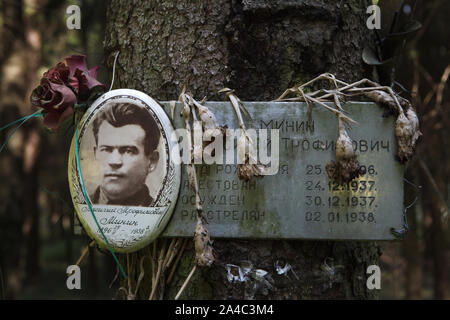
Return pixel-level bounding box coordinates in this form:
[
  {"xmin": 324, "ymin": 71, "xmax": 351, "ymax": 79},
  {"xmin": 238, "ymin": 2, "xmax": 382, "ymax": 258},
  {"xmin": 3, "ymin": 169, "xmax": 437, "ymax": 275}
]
[{"xmin": 95, "ymin": 121, "xmax": 152, "ymax": 200}]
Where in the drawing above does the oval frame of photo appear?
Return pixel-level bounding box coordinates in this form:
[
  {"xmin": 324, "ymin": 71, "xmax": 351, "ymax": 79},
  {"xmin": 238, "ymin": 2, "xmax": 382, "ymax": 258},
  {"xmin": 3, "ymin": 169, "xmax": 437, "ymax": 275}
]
[{"xmin": 68, "ymin": 89, "xmax": 181, "ymax": 253}]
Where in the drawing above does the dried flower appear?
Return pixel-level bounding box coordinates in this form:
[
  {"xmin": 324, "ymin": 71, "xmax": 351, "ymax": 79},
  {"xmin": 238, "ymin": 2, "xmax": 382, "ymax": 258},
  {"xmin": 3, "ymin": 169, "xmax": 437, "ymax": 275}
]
[
  {"xmin": 395, "ymin": 107, "xmax": 421, "ymax": 162},
  {"xmin": 237, "ymin": 163, "xmax": 265, "ymax": 181},
  {"xmin": 326, "ymin": 116, "xmax": 361, "ymax": 183},
  {"xmin": 30, "ymin": 78, "xmax": 77, "ymax": 130},
  {"xmin": 194, "ymin": 217, "xmax": 216, "ymax": 267},
  {"xmin": 220, "ymin": 88, "xmax": 266, "ymax": 180},
  {"xmin": 365, "ymin": 90, "xmax": 411, "ymax": 115},
  {"xmin": 65, "ymin": 55, "xmax": 105, "ymax": 96}
]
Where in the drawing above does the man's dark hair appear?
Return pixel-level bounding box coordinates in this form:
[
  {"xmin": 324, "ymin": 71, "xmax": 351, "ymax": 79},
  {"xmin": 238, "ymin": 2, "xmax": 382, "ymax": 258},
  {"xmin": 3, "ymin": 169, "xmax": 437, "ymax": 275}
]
[{"xmin": 93, "ymin": 103, "xmax": 161, "ymax": 155}]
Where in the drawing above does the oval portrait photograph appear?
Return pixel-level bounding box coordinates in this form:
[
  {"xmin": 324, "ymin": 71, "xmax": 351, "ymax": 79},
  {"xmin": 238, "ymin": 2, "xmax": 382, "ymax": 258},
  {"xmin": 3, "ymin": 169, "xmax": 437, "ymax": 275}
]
[{"xmin": 68, "ymin": 89, "xmax": 181, "ymax": 253}]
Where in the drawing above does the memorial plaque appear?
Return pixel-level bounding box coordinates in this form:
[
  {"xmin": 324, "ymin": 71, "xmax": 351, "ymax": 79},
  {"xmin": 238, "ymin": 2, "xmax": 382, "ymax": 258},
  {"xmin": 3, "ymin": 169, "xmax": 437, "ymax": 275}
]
[
  {"xmin": 161, "ymin": 102, "xmax": 404, "ymax": 240},
  {"xmin": 69, "ymin": 89, "xmax": 181, "ymax": 253}
]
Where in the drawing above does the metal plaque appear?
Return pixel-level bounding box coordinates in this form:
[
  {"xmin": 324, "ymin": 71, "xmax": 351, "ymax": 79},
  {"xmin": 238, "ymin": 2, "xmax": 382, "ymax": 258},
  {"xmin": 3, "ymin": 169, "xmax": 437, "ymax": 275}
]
[{"xmin": 161, "ymin": 101, "xmax": 404, "ymax": 240}]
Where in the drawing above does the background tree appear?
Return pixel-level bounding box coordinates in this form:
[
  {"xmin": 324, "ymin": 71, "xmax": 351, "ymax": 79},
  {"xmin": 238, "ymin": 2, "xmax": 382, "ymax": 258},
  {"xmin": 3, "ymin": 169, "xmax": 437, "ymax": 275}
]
[
  {"xmin": 395, "ymin": 0, "xmax": 449, "ymax": 299},
  {"xmin": 0, "ymin": 0, "xmax": 42, "ymax": 297},
  {"xmin": 0, "ymin": 0, "xmax": 113, "ymax": 299}
]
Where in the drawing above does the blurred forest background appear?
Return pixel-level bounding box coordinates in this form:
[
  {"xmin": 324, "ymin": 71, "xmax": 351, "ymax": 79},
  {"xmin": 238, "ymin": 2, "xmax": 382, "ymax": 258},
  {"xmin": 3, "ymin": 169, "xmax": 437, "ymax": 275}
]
[{"xmin": 0, "ymin": 0, "xmax": 448, "ymax": 299}]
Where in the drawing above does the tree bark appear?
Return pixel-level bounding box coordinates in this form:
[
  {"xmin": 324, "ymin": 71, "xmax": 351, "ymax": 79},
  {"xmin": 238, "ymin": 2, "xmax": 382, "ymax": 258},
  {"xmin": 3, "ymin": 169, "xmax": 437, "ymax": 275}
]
[{"xmin": 105, "ymin": 0, "xmax": 381, "ymax": 299}]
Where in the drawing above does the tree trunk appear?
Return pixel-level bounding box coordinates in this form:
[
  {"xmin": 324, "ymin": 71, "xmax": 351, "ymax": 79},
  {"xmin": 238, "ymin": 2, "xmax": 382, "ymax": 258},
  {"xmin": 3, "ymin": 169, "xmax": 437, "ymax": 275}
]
[{"xmin": 104, "ymin": 0, "xmax": 381, "ymax": 299}]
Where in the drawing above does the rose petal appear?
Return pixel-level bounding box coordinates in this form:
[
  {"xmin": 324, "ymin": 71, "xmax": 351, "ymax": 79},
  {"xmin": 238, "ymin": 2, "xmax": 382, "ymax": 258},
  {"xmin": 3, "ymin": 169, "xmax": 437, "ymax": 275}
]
[
  {"xmin": 32, "ymin": 79, "xmax": 76, "ymax": 123},
  {"xmin": 68, "ymin": 76, "xmax": 80, "ymax": 92},
  {"xmin": 45, "ymin": 81, "xmax": 77, "ymax": 110},
  {"xmin": 30, "ymin": 86, "xmax": 44, "ymax": 107},
  {"xmin": 74, "ymin": 68, "xmax": 106, "ymax": 94},
  {"xmin": 42, "ymin": 86, "xmax": 53, "ymax": 101},
  {"xmin": 88, "ymin": 66, "xmax": 100, "ymax": 79},
  {"xmin": 65, "ymin": 55, "xmax": 88, "ymax": 76},
  {"xmin": 31, "ymin": 83, "xmax": 62, "ymax": 111},
  {"xmin": 43, "ymin": 62, "xmax": 71, "ymax": 85}
]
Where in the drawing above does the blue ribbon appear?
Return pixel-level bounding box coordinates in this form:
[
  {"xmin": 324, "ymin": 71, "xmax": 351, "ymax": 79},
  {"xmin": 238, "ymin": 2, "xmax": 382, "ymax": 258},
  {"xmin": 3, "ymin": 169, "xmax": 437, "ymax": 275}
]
[{"xmin": 0, "ymin": 110, "xmax": 44, "ymax": 153}]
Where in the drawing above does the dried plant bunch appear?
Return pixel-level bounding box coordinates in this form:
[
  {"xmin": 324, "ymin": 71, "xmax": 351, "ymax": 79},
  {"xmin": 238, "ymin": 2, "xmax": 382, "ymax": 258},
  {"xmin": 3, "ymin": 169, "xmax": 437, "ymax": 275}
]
[
  {"xmin": 326, "ymin": 115, "xmax": 361, "ymax": 184},
  {"xmin": 191, "ymin": 110, "xmax": 203, "ymax": 162},
  {"xmin": 362, "ymin": 88, "xmax": 421, "ymax": 162},
  {"xmin": 158, "ymin": 89, "xmax": 220, "ymax": 300},
  {"xmin": 276, "ymin": 73, "xmax": 421, "ymax": 164},
  {"xmin": 194, "ymin": 216, "xmax": 216, "ymax": 267},
  {"xmin": 236, "ymin": 129, "xmax": 265, "ymax": 181},
  {"xmin": 186, "ymin": 94, "xmax": 221, "ymax": 132},
  {"xmin": 179, "ymin": 89, "xmax": 216, "ymax": 268},
  {"xmin": 184, "ymin": 93, "xmax": 228, "ymax": 158},
  {"xmin": 220, "ymin": 88, "xmax": 266, "ymax": 181},
  {"xmin": 118, "ymin": 255, "xmax": 146, "ymax": 300},
  {"xmin": 276, "ymin": 73, "xmax": 357, "ymax": 127},
  {"xmin": 364, "ymin": 90, "xmax": 411, "ymax": 115},
  {"xmin": 336, "ymin": 118, "xmax": 355, "ymax": 161},
  {"xmin": 395, "ymin": 106, "xmax": 421, "ymax": 163},
  {"xmin": 237, "ymin": 163, "xmax": 265, "ymax": 181}
]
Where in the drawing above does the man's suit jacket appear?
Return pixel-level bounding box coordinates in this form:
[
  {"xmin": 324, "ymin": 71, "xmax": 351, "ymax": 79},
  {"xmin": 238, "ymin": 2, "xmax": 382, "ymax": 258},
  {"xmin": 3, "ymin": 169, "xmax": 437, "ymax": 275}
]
[{"xmin": 89, "ymin": 184, "xmax": 154, "ymax": 206}]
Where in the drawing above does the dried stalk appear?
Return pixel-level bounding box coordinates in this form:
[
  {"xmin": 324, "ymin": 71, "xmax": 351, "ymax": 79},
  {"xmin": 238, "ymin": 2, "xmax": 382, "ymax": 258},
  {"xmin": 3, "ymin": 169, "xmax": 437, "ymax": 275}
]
[
  {"xmin": 276, "ymin": 73, "xmax": 421, "ymax": 163},
  {"xmin": 167, "ymin": 239, "xmax": 188, "ymax": 284},
  {"xmin": 120, "ymin": 255, "xmax": 146, "ymax": 300},
  {"xmin": 134, "ymin": 256, "xmax": 146, "ymax": 297},
  {"xmin": 169, "ymin": 100, "xmax": 176, "ymax": 120},
  {"xmin": 75, "ymin": 240, "xmax": 95, "ymax": 266},
  {"xmin": 151, "ymin": 240, "xmax": 157, "ymax": 285},
  {"xmin": 164, "ymin": 239, "xmax": 182, "ymax": 271},
  {"xmin": 326, "ymin": 115, "xmax": 361, "ymax": 183},
  {"xmin": 178, "ymin": 89, "xmax": 216, "ymax": 283},
  {"xmin": 118, "ymin": 237, "xmax": 183, "ymax": 300},
  {"xmin": 220, "ymin": 88, "xmax": 266, "ymax": 181},
  {"xmin": 162, "ymin": 238, "xmax": 177, "ymax": 270},
  {"xmin": 175, "ymin": 265, "xmax": 197, "ymax": 300},
  {"xmin": 127, "ymin": 253, "xmax": 132, "ymax": 295},
  {"xmin": 148, "ymin": 239, "xmax": 167, "ymax": 300}
]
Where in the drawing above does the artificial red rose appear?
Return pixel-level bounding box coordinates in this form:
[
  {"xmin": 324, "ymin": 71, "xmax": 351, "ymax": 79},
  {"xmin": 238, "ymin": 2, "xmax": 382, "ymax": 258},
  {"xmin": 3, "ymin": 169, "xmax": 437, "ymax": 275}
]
[
  {"xmin": 30, "ymin": 54, "xmax": 105, "ymax": 131},
  {"xmin": 30, "ymin": 78, "xmax": 77, "ymax": 130},
  {"xmin": 65, "ymin": 55, "xmax": 105, "ymax": 94},
  {"xmin": 42, "ymin": 62, "xmax": 72, "ymax": 86}
]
